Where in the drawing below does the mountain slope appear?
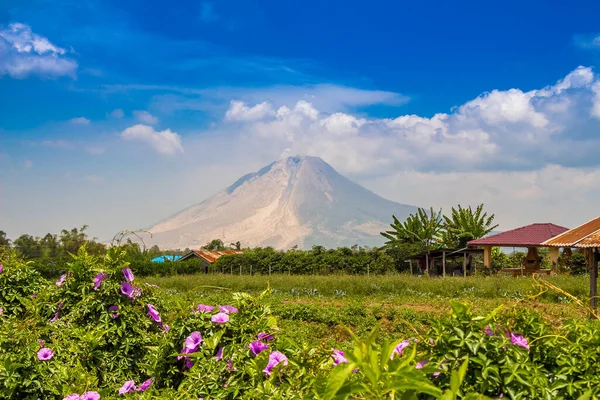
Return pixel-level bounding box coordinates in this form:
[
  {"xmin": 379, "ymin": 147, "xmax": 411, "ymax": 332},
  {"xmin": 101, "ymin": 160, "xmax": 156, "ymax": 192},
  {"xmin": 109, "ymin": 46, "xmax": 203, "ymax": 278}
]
[{"xmin": 147, "ymin": 156, "xmax": 417, "ymax": 249}]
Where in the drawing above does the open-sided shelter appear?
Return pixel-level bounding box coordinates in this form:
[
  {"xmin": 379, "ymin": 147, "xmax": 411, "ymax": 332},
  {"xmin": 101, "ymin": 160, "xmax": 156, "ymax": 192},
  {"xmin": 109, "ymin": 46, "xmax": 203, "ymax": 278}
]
[{"xmin": 467, "ymin": 223, "xmax": 569, "ymax": 275}]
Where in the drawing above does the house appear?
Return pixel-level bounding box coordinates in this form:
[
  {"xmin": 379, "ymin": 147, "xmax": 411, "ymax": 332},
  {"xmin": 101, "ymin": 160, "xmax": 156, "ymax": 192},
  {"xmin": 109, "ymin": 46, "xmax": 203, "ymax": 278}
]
[{"xmin": 179, "ymin": 250, "xmax": 244, "ymax": 272}]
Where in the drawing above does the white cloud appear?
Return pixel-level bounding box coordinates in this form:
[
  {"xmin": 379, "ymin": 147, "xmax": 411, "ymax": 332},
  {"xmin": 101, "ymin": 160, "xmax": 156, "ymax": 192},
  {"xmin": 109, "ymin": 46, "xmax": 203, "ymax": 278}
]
[
  {"xmin": 133, "ymin": 110, "xmax": 159, "ymax": 125},
  {"xmin": 225, "ymin": 100, "xmax": 276, "ymax": 121},
  {"xmin": 121, "ymin": 124, "xmax": 184, "ymax": 155},
  {"xmin": 110, "ymin": 109, "xmax": 125, "ymax": 118},
  {"xmin": 0, "ymin": 22, "xmax": 77, "ymax": 79},
  {"xmin": 215, "ymin": 66, "xmax": 600, "ymax": 174},
  {"xmin": 69, "ymin": 117, "xmax": 91, "ymax": 125}
]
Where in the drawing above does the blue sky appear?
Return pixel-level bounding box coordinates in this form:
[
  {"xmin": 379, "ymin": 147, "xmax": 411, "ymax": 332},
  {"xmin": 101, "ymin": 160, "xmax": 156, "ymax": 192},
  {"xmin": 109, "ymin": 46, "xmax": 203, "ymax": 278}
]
[{"xmin": 3, "ymin": 0, "xmax": 600, "ymax": 240}]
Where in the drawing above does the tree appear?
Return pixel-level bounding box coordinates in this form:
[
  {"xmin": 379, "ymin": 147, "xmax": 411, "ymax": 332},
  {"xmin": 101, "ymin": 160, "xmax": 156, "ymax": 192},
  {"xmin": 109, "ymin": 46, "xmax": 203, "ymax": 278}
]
[
  {"xmin": 230, "ymin": 241, "xmax": 241, "ymax": 250},
  {"xmin": 13, "ymin": 234, "xmax": 42, "ymax": 259},
  {"xmin": 442, "ymin": 204, "xmax": 498, "ymax": 248},
  {"xmin": 381, "ymin": 207, "xmax": 444, "ymax": 248},
  {"xmin": 60, "ymin": 225, "xmax": 90, "ymax": 255},
  {"xmin": 203, "ymin": 239, "xmax": 225, "ymax": 251},
  {"xmin": 0, "ymin": 231, "xmax": 10, "ymax": 247}
]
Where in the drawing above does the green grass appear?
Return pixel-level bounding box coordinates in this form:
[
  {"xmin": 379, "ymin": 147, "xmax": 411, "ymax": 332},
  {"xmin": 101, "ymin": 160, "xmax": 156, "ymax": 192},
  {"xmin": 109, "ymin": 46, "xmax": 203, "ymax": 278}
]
[{"xmin": 145, "ymin": 273, "xmax": 593, "ymax": 348}]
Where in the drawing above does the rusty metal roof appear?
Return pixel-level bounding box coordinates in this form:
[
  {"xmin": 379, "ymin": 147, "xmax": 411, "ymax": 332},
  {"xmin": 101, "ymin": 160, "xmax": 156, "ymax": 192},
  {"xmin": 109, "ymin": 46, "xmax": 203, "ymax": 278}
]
[
  {"xmin": 192, "ymin": 250, "xmax": 244, "ymax": 263},
  {"xmin": 181, "ymin": 249, "xmax": 244, "ymax": 263},
  {"xmin": 542, "ymin": 216, "xmax": 600, "ymax": 247},
  {"xmin": 467, "ymin": 223, "xmax": 569, "ymax": 247}
]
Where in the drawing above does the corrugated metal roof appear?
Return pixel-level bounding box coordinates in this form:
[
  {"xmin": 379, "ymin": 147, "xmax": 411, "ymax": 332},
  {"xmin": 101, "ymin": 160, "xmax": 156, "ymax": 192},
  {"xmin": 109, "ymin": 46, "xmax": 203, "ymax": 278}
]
[
  {"xmin": 542, "ymin": 216, "xmax": 600, "ymax": 247},
  {"xmin": 190, "ymin": 250, "xmax": 244, "ymax": 263},
  {"xmin": 577, "ymin": 231, "xmax": 600, "ymax": 248},
  {"xmin": 467, "ymin": 223, "xmax": 569, "ymax": 247}
]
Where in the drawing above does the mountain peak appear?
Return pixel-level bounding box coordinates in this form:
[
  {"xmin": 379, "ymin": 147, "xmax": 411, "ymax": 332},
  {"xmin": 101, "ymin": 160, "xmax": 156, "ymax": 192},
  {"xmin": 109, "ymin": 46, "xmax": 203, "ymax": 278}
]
[{"xmin": 147, "ymin": 157, "xmax": 417, "ymax": 250}]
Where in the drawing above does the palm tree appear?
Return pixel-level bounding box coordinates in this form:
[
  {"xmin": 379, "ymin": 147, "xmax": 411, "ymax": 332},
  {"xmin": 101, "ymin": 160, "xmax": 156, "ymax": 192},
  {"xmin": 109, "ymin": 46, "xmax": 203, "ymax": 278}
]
[
  {"xmin": 381, "ymin": 207, "xmax": 444, "ymax": 249},
  {"xmin": 442, "ymin": 204, "xmax": 498, "ymax": 248}
]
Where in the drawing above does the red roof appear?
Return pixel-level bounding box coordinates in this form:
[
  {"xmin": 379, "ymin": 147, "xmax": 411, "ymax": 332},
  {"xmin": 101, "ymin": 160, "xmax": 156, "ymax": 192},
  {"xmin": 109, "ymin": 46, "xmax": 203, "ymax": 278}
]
[
  {"xmin": 186, "ymin": 250, "xmax": 244, "ymax": 263},
  {"xmin": 467, "ymin": 223, "xmax": 569, "ymax": 247}
]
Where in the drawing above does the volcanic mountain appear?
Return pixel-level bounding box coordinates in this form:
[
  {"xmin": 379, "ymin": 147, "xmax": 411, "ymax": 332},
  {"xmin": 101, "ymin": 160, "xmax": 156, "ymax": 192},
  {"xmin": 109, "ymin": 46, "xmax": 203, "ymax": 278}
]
[{"xmin": 147, "ymin": 156, "xmax": 417, "ymax": 250}]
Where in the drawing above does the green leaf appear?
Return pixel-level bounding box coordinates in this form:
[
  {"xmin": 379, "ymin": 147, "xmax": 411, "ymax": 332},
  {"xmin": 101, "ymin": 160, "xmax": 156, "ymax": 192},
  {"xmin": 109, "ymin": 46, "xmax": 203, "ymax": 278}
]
[{"xmin": 321, "ymin": 362, "xmax": 357, "ymax": 400}]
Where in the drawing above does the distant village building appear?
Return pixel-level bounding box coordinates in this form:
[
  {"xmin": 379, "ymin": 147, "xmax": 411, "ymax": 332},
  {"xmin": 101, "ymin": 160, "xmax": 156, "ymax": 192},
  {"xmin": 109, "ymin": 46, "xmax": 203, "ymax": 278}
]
[
  {"xmin": 150, "ymin": 255, "xmax": 182, "ymax": 263},
  {"xmin": 179, "ymin": 250, "xmax": 244, "ymax": 272}
]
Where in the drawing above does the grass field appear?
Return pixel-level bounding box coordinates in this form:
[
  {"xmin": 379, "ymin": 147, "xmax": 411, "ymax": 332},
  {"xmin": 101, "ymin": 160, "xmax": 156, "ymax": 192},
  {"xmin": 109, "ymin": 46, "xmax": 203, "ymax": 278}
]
[{"xmin": 145, "ymin": 273, "xmax": 592, "ymax": 349}]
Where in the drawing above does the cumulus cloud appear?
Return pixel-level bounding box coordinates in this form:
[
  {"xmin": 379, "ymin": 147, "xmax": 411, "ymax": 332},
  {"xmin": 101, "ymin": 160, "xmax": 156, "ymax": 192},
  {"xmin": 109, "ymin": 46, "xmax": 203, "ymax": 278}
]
[
  {"xmin": 121, "ymin": 124, "xmax": 184, "ymax": 155},
  {"xmin": 0, "ymin": 22, "xmax": 77, "ymax": 79},
  {"xmin": 69, "ymin": 117, "xmax": 91, "ymax": 125},
  {"xmin": 110, "ymin": 109, "xmax": 125, "ymax": 118},
  {"xmin": 133, "ymin": 110, "xmax": 159, "ymax": 125},
  {"xmin": 217, "ymin": 66, "xmax": 600, "ymax": 174},
  {"xmin": 225, "ymin": 100, "xmax": 276, "ymax": 121}
]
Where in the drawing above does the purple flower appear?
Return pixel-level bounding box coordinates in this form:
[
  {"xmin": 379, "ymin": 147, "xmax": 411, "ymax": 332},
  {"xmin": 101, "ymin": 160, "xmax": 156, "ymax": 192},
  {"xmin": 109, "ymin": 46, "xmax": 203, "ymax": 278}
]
[
  {"xmin": 63, "ymin": 394, "xmax": 80, "ymax": 400},
  {"xmin": 249, "ymin": 340, "xmax": 269, "ymax": 356},
  {"xmin": 50, "ymin": 312, "xmax": 59, "ymax": 323},
  {"xmin": 58, "ymin": 301, "xmax": 64, "ymax": 309},
  {"xmin": 38, "ymin": 340, "xmax": 45, "ymax": 347},
  {"xmin": 122, "ymin": 268, "xmax": 134, "ymax": 282},
  {"xmin": 81, "ymin": 392, "xmax": 100, "ymax": 400},
  {"xmin": 257, "ymin": 332, "xmax": 275, "ymax": 342},
  {"xmin": 215, "ymin": 347, "xmax": 224, "ymax": 361},
  {"xmin": 390, "ymin": 339, "xmax": 413, "ymax": 359},
  {"xmin": 93, "ymin": 273, "xmax": 107, "ymax": 291},
  {"xmin": 485, "ymin": 326, "xmax": 494, "ymax": 336},
  {"xmin": 185, "ymin": 331, "xmax": 203, "ymax": 352},
  {"xmin": 177, "ymin": 347, "xmax": 192, "ymax": 360},
  {"xmin": 219, "ymin": 305, "xmax": 238, "ymax": 314},
  {"xmin": 121, "ymin": 282, "xmax": 134, "ymax": 298},
  {"xmin": 136, "ymin": 378, "xmax": 154, "ymax": 392},
  {"xmin": 32, "ymin": 294, "xmax": 37, "ymax": 299},
  {"xmin": 184, "ymin": 357, "xmax": 194, "ymax": 370},
  {"xmin": 196, "ymin": 304, "xmax": 215, "ymax": 313},
  {"xmin": 509, "ymin": 332, "xmax": 530, "ymax": 350},
  {"xmin": 146, "ymin": 304, "xmax": 162, "ymax": 324},
  {"xmin": 109, "ymin": 305, "xmax": 119, "ymax": 319},
  {"xmin": 56, "ymin": 274, "xmax": 67, "ymax": 286},
  {"xmin": 118, "ymin": 380, "xmax": 136, "ymax": 394},
  {"xmin": 331, "ymin": 349, "xmax": 348, "ymax": 365},
  {"xmin": 226, "ymin": 358, "xmax": 237, "ymax": 371},
  {"xmin": 416, "ymin": 359, "xmax": 429, "ymax": 369},
  {"xmin": 37, "ymin": 348, "xmax": 54, "ymax": 361},
  {"xmin": 211, "ymin": 312, "xmax": 229, "ymax": 324},
  {"xmin": 0, "ymin": 264, "xmax": 3, "ymax": 273},
  {"xmin": 263, "ymin": 351, "xmax": 288, "ymax": 376},
  {"xmin": 163, "ymin": 324, "xmax": 170, "ymax": 332}
]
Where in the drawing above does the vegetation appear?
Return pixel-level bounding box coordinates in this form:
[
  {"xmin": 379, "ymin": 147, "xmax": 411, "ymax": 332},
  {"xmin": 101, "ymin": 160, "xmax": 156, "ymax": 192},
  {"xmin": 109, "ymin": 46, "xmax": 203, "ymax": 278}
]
[{"xmin": 1, "ymin": 246, "xmax": 599, "ymax": 399}]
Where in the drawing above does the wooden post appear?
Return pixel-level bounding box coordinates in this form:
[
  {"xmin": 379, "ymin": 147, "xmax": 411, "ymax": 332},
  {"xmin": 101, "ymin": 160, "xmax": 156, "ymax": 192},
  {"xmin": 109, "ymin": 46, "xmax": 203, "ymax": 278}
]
[
  {"xmin": 463, "ymin": 252, "xmax": 467, "ymax": 277},
  {"xmin": 442, "ymin": 251, "xmax": 446, "ymax": 277},
  {"xmin": 549, "ymin": 247, "xmax": 560, "ymax": 273},
  {"xmin": 409, "ymin": 260, "xmax": 413, "ymax": 275},
  {"xmin": 425, "ymin": 253, "xmax": 429, "ymax": 276},
  {"xmin": 591, "ymin": 249, "xmax": 599, "ymax": 313},
  {"xmin": 483, "ymin": 246, "xmax": 492, "ymax": 270}
]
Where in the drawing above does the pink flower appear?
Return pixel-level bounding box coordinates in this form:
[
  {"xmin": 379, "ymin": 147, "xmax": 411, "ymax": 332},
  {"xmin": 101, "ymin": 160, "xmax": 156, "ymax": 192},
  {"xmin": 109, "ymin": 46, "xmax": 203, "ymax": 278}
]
[
  {"xmin": 109, "ymin": 305, "xmax": 119, "ymax": 319},
  {"xmin": 484, "ymin": 326, "xmax": 494, "ymax": 336},
  {"xmin": 211, "ymin": 312, "xmax": 229, "ymax": 324},
  {"xmin": 249, "ymin": 340, "xmax": 268, "ymax": 356},
  {"xmin": 163, "ymin": 324, "xmax": 170, "ymax": 332},
  {"xmin": 63, "ymin": 394, "xmax": 80, "ymax": 400},
  {"xmin": 93, "ymin": 273, "xmax": 107, "ymax": 291},
  {"xmin": 50, "ymin": 312, "xmax": 59, "ymax": 323},
  {"xmin": 38, "ymin": 340, "xmax": 45, "ymax": 347},
  {"xmin": 215, "ymin": 347, "xmax": 224, "ymax": 361},
  {"xmin": 118, "ymin": 380, "xmax": 136, "ymax": 394},
  {"xmin": 226, "ymin": 358, "xmax": 236, "ymax": 371},
  {"xmin": 509, "ymin": 332, "xmax": 530, "ymax": 350},
  {"xmin": 122, "ymin": 268, "xmax": 134, "ymax": 282},
  {"xmin": 196, "ymin": 304, "xmax": 214, "ymax": 313},
  {"xmin": 257, "ymin": 332, "xmax": 275, "ymax": 342},
  {"xmin": 263, "ymin": 351, "xmax": 288, "ymax": 376},
  {"xmin": 416, "ymin": 359, "xmax": 429, "ymax": 369},
  {"xmin": 0, "ymin": 264, "xmax": 3, "ymax": 273},
  {"xmin": 81, "ymin": 392, "xmax": 100, "ymax": 400},
  {"xmin": 185, "ymin": 331, "xmax": 203, "ymax": 352},
  {"xmin": 331, "ymin": 349, "xmax": 348, "ymax": 365},
  {"xmin": 56, "ymin": 274, "xmax": 67, "ymax": 286},
  {"xmin": 390, "ymin": 339, "xmax": 413, "ymax": 359},
  {"xmin": 37, "ymin": 348, "xmax": 54, "ymax": 361},
  {"xmin": 219, "ymin": 305, "xmax": 238, "ymax": 314},
  {"xmin": 146, "ymin": 304, "xmax": 162, "ymax": 324},
  {"xmin": 136, "ymin": 378, "xmax": 154, "ymax": 392}
]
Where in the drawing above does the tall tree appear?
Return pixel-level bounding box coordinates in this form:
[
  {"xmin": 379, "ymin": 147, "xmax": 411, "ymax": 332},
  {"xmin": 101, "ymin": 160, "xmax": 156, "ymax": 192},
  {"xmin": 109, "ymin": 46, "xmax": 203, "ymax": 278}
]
[
  {"xmin": 442, "ymin": 204, "xmax": 498, "ymax": 248},
  {"xmin": 381, "ymin": 207, "xmax": 444, "ymax": 248},
  {"xmin": 0, "ymin": 231, "xmax": 10, "ymax": 247},
  {"xmin": 13, "ymin": 234, "xmax": 42, "ymax": 259},
  {"xmin": 203, "ymin": 239, "xmax": 225, "ymax": 251}
]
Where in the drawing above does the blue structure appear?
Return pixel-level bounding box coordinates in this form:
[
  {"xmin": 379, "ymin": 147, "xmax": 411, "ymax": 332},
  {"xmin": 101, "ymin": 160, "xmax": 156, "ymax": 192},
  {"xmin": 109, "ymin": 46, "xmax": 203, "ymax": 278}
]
[{"xmin": 151, "ymin": 255, "xmax": 182, "ymax": 263}]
